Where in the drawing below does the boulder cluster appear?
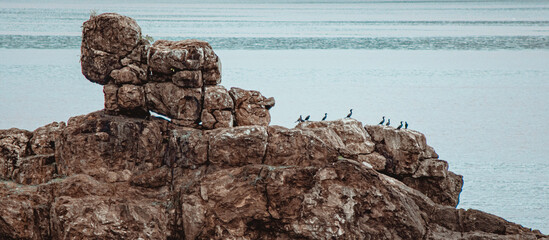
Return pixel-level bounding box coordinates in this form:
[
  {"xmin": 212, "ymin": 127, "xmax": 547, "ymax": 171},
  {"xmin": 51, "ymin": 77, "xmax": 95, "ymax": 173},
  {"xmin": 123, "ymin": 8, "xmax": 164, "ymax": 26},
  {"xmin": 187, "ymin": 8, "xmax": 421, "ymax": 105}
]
[
  {"xmin": 81, "ymin": 13, "xmax": 274, "ymax": 129},
  {"xmin": 0, "ymin": 13, "xmax": 546, "ymax": 240}
]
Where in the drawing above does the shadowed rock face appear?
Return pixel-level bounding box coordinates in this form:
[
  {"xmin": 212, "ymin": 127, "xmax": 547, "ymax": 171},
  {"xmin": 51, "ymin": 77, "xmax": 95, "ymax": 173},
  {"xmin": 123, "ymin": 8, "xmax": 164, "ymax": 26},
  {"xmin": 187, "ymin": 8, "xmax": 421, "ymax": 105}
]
[
  {"xmin": 0, "ymin": 12, "xmax": 545, "ymax": 240},
  {"xmin": 365, "ymin": 125, "xmax": 463, "ymax": 207}
]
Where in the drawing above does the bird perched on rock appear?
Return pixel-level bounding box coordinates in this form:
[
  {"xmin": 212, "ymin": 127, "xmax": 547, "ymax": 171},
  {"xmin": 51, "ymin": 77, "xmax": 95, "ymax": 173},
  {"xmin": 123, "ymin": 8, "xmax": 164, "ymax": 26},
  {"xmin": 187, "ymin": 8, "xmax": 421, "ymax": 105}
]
[
  {"xmin": 346, "ymin": 109, "xmax": 353, "ymax": 118},
  {"xmin": 396, "ymin": 121, "xmax": 403, "ymax": 130},
  {"xmin": 386, "ymin": 119, "xmax": 391, "ymax": 126},
  {"xmin": 378, "ymin": 116, "xmax": 385, "ymax": 125},
  {"xmin": 322, "ymin": 113, "xmax": 327, "ymax": 121},
  {"xmin": 405, "ymin": 121, "xmax": 408, "ymax": 129},
  {"xmin": 304, "ymin": 115, "xmax": 310, "ymax": 121},
  {"xmin": 295, "ymin": 115, "xmax": 304, "ymax": 123}
]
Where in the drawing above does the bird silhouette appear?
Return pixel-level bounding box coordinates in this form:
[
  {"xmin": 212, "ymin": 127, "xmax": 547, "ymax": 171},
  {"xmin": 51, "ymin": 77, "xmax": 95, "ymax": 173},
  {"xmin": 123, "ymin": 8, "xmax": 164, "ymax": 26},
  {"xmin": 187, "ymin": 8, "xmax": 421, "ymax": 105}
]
[
  {"xmin": 304, "ymin": 115, "xmax": 310, "ymax": 121},
  {"xmin": 386, "ymin": 119, "xmax": 391, "ymax": 126},
  {"xmin": 322, "ymin": 113, "xmax": 327, "ymax": 121},
  {"xmin": 346, "ymin": 109, "xmax": 353, "ymax": 118},
  {"xmin": 396, "ymin": 121, "xmax": 403, "ymax": 130},
  {"xmin": 378, "ymin": 116, "xmax": 385, "ymax": 125},
  {"xmin": 295, "ymin": 115, "xmax": 304, "ymax": 123},
  {"xmin": 405, "ymin": 121, "xmax": 408, "ymax": 129}
]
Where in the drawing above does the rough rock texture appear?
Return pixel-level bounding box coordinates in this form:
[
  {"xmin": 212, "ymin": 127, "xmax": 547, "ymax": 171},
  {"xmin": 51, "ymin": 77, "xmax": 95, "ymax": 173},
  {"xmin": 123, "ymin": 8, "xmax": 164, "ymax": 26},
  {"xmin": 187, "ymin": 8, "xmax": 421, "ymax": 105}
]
[
  {"xmin": 366, "ymin": 125, "xmax": 463, "ymax": 207},
  {"xmin": 1, "ymin": 112, "xmax": 546, "ymax": 239},
  {"xmin": 229, "ymin": 87, "xmax": 275, "ymax": 126},
  {"xmin": 81, "ymin": 13, "xmax": 271, "ymax": 129},
  {"xmin": 1, "ymin": 12, "xmax": 545, "ymax": 240}
]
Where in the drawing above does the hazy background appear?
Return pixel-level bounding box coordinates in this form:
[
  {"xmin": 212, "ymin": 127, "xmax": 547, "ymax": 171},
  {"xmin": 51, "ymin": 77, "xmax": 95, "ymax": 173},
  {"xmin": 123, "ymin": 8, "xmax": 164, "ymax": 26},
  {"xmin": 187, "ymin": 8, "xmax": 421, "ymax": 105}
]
[{"xmin": 0, "ymin": 0, "xmax": 548, "ymax": 233}]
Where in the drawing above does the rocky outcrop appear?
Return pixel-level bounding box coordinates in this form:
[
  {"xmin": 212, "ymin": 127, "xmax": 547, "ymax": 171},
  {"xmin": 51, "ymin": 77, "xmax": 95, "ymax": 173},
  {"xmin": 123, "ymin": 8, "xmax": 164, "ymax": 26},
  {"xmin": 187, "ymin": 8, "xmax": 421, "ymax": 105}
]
[
  {"xmin": 1, "ymin": 111, "xmax": 546, "ymax": 239},
  {"xmin": 0, "ymin": 12, "xmax": 546, "ymax": 240},
  {"xmin": 365, "ymin": 125, "xmax": 463, "ymax": 207},
  {"xmin": 81, "ymin": 13, "xmax": 272, "ymax": 128}
]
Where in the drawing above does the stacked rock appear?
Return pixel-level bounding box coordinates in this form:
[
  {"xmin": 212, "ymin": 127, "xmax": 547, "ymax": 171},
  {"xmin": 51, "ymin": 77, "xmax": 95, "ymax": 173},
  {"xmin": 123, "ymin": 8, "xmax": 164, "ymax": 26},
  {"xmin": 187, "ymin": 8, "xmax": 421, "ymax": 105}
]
[{"xmin": 81, "ymin": 13, "xmax": 274, "ymax": 129}]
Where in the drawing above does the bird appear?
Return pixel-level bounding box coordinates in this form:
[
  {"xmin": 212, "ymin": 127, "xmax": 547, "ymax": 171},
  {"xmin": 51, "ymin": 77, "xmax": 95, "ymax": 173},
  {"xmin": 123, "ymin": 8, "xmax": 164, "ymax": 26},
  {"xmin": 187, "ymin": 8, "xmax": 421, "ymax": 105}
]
[
  {"xmin": 386, "ymin": 119, "xmax": 391, "ymax": 126},
  {"xmin": 378, "ymin": 116, "xmax": 385, "ymax": 125},
  {"xmin": 321, "ymin": 113, "xmax": 327, "ymax": 121},
  {"xmin": 304, "ymin": 115, "xmax": 310, "ymax": 121},
  {"xmin": 295, "ymin": 115, "xmax": 304, "ymax": 123},
  {"xmin": 396, "ymin": 121, "xmax": 403, "ymax": 130},
  {"xmin": 405, "ymin": 121, "xmax": 408, "ymax": 129},
  {"xmin": 346, "ymin": 109, "xmax": 353, "ymax": 118}
]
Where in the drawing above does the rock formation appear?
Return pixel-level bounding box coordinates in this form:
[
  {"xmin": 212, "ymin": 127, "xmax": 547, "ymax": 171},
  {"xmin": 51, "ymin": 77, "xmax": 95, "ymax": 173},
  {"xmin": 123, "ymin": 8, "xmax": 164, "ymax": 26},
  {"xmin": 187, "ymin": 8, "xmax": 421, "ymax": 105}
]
[
  {"xmin": 0, "ymin": 13, "xmax": 546, "ymax": 239},
  {"xmin": 82, "ymin": 13, "xmax": 274, "ymax": 128}
]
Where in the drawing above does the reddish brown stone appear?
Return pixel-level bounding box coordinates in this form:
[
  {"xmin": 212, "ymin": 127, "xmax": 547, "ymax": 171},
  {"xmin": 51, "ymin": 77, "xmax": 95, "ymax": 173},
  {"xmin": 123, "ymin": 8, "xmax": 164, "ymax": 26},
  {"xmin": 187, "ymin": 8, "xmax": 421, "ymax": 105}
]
[
  {"xmin": 144, "ymin": 82, "xmax": 202, "ymax": 124},
  {"xmin": 172, "ymin": 70, "xmax": 202, "ymax": 88},
  {"xmin": 81, "ymin": 13, "xmax": 143, "ymax": 84},
  {"xmin": 207, "ymin": 126, "xmax": 268, "ymax": 166},
  {"xmin": 264, "ymin": 126, "xmax": 338, "ymax": 167},
  {"xmin": 229, "ymin": 87, "xmax": 275, "ymax": 126}
]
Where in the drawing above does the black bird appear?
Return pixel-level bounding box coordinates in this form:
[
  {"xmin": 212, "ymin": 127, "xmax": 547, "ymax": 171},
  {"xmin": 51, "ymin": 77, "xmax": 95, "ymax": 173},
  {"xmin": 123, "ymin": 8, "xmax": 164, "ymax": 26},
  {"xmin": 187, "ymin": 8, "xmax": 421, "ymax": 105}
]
[
  {"xmin": 295, "ymin": 115, "xmax": 304, "ymax": 123},
  {"xmin": 405, "ymin": 121, "xmax": 408, "ymax": 129},
  {"xmin": 378, "ymin": 116, "xmax": 385, "ymax": 125},
  {"xmin": 322, "ymin": 113, "xmax": 327, "ymax": 121},
  {"xmin": 396, "ymin": 121, "xmax": 403, "ymax": 130},
  {"xmin": 386, "ymin": 119, "xmax": 391, "ymax": 126},
  {"xmin": 346, "ymin": 109, "xmax": 353, "ymax": 118},
  {"xmin": 304, "ymin": 115, "xmax": 310, "ymax": 121}
]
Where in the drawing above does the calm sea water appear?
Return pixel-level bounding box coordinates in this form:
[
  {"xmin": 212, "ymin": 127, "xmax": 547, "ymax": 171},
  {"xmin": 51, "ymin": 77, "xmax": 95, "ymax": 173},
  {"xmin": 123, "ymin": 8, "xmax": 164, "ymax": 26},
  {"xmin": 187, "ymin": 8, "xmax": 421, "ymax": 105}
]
[{"xmin": 0, "ymin": 0, "xmax": 548, "ymax": 233}]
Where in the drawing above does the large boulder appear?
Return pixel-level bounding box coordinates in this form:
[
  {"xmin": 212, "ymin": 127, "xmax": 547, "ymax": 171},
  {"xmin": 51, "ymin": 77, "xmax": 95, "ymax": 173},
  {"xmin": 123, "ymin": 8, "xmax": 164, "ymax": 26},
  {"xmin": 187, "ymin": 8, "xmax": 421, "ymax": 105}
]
[
  {"xmin": 81, "ymin": 13, "xmax": 144, "ymax": 85},
  {"xmin": 365, "ymin": 125, "xmax": 463, "ymax": 207},
  {"xmin": 229, "ymin": 87, "xmax": 275, "ymax": 126}
]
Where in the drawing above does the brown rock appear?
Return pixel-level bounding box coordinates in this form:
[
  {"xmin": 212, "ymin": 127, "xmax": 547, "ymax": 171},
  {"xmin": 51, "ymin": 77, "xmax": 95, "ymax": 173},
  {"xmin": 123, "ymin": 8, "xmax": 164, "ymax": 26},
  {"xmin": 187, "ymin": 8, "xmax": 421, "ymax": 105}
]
[
  {"xmin": 365, "ymin": 125, "xmax": 463, "ymax": 206},
  {"xmin": 207, "ymin": 126, "xmax": 268, "ymax": 166},
  {"xmin": 204, "ymin": 85, "xmax": 234, "ymax": 111},
  {"xmin": 298, "ymin": 119, "xmax": 375, "ymax": 157},
  {"xmin": 167, "ymin": 127, "xmax": 208, "ymax": 168},
  {"xmin": 30, "ymin": 122, "xmax": 65, "ymax": 155},
  {"xmin": 202, "ymin": 67, "xmax": 221, "ymax": 85},
  {"xmin": 117, "ymin": 84, "xmax": 148, "ymax": 117},
  {"xmin": 402, "ymin": 164, "xmax": 464, "ymax": 207},
  {"xmin": 213, "ymin": 110, "xmax": 233, "ymax": 129},
  {"xmin": 365, "ymin": 125, "xmax": 439, "ymax": 175},
  {"xmin": 0, "ymin": 181, "xmax": 51, "ymax": 240},
  {"xmin": 201, "ymin": 86, "xmax": 234, "ymax": 129},
  {"xmin": 0, "ymin": 128, "xmax": 32, "ymax": 180},
  {"xmin": 81, "ymin": 13, "xmax": 143, "ymax": 84},
  {"xmin": 148, "ymin": 39, "xmax": 216, "ymax": 74},
  {"xmin": 229, "ymin": 87, "xmax": 275, "ymax": 126},
  {"xmin": 110, "ymin": 64, "xmax": 147, "ymax": 85},
  {"xmin": 55, "ymin": 111, "xmax": 167, "ymax": 179},
  {"xmin": 357, "ymin": 152, "xmax": 387, "ymax": 171},
  {"xmin": 145, "ymin": 82, "xmax": 202, "ymax": 125},
  {"xmin": 172, "ymin": 70, "xmax": 202, "ymax": 88},
  {"xmin": 46, "ymin": 175, "xmax": 171, "ymax": 239},
  {"xmin": 103, "ymin": 83, "xmax": 119, "ymax": 113},
  {"xmin": 264, "ymin": 126, "xmax": 338, "ymax": 167}
]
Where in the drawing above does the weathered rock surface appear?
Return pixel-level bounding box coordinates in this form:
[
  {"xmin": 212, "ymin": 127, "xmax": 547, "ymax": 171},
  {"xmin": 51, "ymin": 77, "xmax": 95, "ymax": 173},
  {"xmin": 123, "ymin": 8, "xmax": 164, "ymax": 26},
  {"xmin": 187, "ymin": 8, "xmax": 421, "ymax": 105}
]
[
  {"xmin": 1, "ymin": 11, "xmax": 545, "ymax": 240},
  {"xmin": 81, "ymin": 13, "xmax": 271, "ymax": 129},
  {"xmin": 365, "ymin": 125, "xmax": 463, "ymax": 207},
  {"xmin": 230, "ymin": 87, "xmax": 275, "ymax": 126}
]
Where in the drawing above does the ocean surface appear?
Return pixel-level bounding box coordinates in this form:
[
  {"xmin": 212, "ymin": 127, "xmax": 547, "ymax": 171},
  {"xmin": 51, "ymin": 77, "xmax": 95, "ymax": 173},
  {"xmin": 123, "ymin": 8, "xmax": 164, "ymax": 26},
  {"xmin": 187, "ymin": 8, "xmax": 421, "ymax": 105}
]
[{"xmin": 0, "ymin": 0, "xmax": 548, "ymax": 233}]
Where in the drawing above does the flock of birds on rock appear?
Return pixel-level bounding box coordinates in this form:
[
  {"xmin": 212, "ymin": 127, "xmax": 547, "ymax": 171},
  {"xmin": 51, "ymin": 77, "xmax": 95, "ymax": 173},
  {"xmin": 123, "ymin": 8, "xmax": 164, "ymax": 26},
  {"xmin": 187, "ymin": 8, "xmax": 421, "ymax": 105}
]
[{"xmin": 295, "ymin": 109, "xmax": 410, "ymax": 130}]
